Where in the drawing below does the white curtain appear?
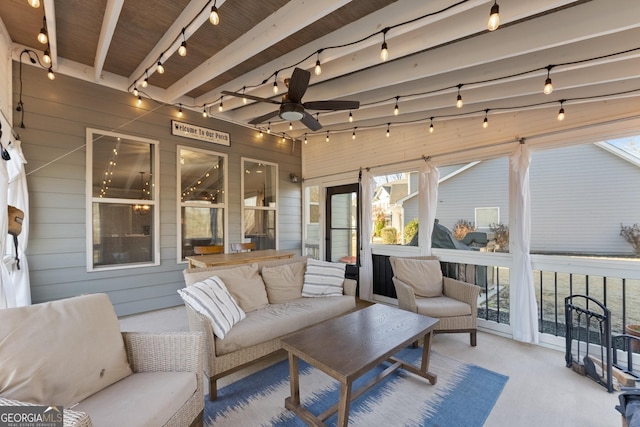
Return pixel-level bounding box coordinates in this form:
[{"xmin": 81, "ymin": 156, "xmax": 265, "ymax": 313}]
[
  {"xmin": 418, "ymin": 161, "xmax": 440, "ymax": 255},
  {"xmin": 7, "ymin": 140, "xmax": 31, "ymax": 306},
  {"xmin": 0, "ymin": 157, "xmax": 15, "ymax": 308},
  {"xmin": 359, "ymin": 169, "xmax": 375, "ymax": 300},
  {"xmin": 509, "ymin": 143, "xmax": 539, "ymax": 343}
]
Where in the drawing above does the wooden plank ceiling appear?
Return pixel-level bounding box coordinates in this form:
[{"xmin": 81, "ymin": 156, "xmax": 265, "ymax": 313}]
[{"xmin": 1, "ymin": 0, "xmax": 639, "ymax": 141}]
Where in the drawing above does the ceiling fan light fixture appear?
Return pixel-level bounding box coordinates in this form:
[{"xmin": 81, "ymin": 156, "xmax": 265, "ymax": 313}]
[
  {"xmin": 488, "ymin": 1, "xmax": 500, "ymax": 31},
  {"xmin": 280, "ymin": 103, "xmax": 305, "ymax": 121}
]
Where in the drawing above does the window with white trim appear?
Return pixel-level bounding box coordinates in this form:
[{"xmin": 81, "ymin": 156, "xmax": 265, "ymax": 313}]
[
  {"xmin": 86, "ymin": 128, "xmax": 159, "ymax": 270},
  {"xmin": 242, "ymin": 158, "xmax": 277, "ymax": 250},
  {"xmin": 178, "ymin": 146, "xmax": 227, "ymax": 260}
]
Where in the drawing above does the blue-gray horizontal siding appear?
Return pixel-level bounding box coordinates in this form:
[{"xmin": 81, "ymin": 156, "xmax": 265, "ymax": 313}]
[{"xmin": 14, "ymin": 64, "xmax": 301, "ymax": 315}]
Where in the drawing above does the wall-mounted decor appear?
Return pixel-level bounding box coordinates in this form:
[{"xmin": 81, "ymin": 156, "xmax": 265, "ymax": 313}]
[{"xmin": 171, "ymin": 120, "xmax": 230, "ymax": 146}]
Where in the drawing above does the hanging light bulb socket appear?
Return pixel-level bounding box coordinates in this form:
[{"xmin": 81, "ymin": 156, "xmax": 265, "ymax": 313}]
[
  {"xmin": 242, "ymin": 86, "xmax": 247, "ymax": 104},
  {"xmin": 386, "ymin": 123, "xmax": 390, "ymax": 138},
  {"xmin": 142, "ymin": 69, "xmax": 149, "ymax": 88},
  {"xmin": 348, "ymin": 110, "xmax": 353, "ymax": 123},
  {"xmin": 488, "ymin": 1, "xmax": 500, "ymax": 31},
  {"xmin": 429, "ymin": 117, "xmax": 434, "ymax": 133},
  {"xmin": 314, "ymin": 49, "xmax": 323, "ymax": 76},
  {"xmin": 325, "ymin": 130, "xmax": 329, "ymax": 142},
  {"xmin": 304, "ymin": 133, "xmax": 308, "ymax": 144},
  {"xmin": 352, "ymin": 127, "xmax": 357, "ymax": 140},
  {"xmin": 43, "ymin": 47, "xmax": 51, "ymax": 64},
  {"xmin": 28, "ymin": 0, "xmax": 41, "ymax": 8},
  {"xmin": 543, "ymin": 65, "xmax": 554, "ymax": 95},
  {"xmin": 209, "ymin": 2, "xmax": 220, "ymax": 25},
  {"xmin": 218, "ymin": 96, "xmax": 223, "ymax": 112},
  {"xmin": 272, "ymin": 72, "xmax": 279, "ymax": 94},
  {"xmin": 456, "ymin": 84, "xmax": 464, "ymax": 108},
  {"xmin": 37, "ymin": 16, "xmax": 48, "ymax": 44},
  {"xmin": 557, "ymin": 100, "xmax": 566, "ymax": 121},
  {"xmin": 178, "ymin": 104, "xmax": 183, "ymax": 117},
  {"xmin": 380, "ymin": 27, "xmax": 389, "ymax": 61},
  {"xmin": 202, "ymin": 106, "xmax": 208, "ymax": 117},
  {"xmin": 47, "ymin": 67, "xmax": 55, "ymax": 80},
  {"xmin": 156, "ymin": 55, "xmax": 165, "ymax": 74},
  {"xmin": 178, "ymin": 29, "xmax": 187, "ymax": 57},
  {"xmin": 393, "ymin": 96, "xmax": 399, "ymax": 115},
  {"xmin": 483, "ymin": 109, "xmax": 489, "ymax": 128}
]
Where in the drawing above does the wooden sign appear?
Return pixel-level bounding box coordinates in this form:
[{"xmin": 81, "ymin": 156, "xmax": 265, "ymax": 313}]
[{"xmin": 171, "ymin": 120, "xmax": 230, "ymax": 146}]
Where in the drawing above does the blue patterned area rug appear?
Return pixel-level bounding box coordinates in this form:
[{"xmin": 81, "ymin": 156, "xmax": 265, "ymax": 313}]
[{"xmin": 205, "ymin": 347, "xmax": 508, "ymax": 427}]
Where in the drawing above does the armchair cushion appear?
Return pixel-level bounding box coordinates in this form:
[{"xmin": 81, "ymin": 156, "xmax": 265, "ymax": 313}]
[
  {"xmin": 0, "ymin": 294, "xmax": 132, "ymax": 407},
  {"xmin": 415, "ymin": 295, "xmax": 472, "ymax": 318},
  {"xmin": 178, "ymin": 276, "xmax": 246, "ymax": 339},
  {"xmin": 391, "ymin": 257, "xmax": 444, "ymax": 297},
  {"xmin": 302, "ymin": 258, "xmax": 346, "ymax": 297},
  {"xmin": 262, "ymin": 261, "xmax": 305, "ymax": 303}
]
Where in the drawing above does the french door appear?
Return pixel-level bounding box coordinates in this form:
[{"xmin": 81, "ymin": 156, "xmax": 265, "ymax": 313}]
[{"xmin": 325, "ymin": 184, "xmax": 359, "ymax": 269}]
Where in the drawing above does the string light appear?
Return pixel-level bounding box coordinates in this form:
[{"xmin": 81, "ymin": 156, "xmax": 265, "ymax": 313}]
[
  {"xmin": 386, "ymin": 123, "xmax": 390, "ymax": 138},
  {"xmin": 258, "ymin": 128, "xmax": 263, "ymax": 137},
  {"xmin": 429, "ymin": 117, "xmax": 434, "ymax": 133},
  {"xmin": 137, "ymin": 95, "xmax": 142, "ymax": 106},
  {"xmin": 47, "ymin": 67, "xmax": 55, "ymax": 80},
  {"xmin": 133, "ymin": 86, "xmax": 139, "ymax": 97},
  {"xmin": 289, "ymin": 122, "xmax": 293, "ymax": 131},
  {"xmin": 557, "ymin": 100, "xmax": 566, "ymax": 121},
  {"xmin": 393, "ymin": 96, "xmax": 399, "ymax": 115},
  {"xmin": 543, "ymin": 65, "xmax": 554, "ymax": 95},
  {"xmin": 348, "ymin": 110, "xmax": 353, "ymax": 123},
  {"xmin": 314, "ymin": 50, "xmax": 322, "ymax": 76},
  {"xmin": 380, "ymin": 28, "xmax": 389, "ymax": 61},
  {"xmin": 209, "ymin": 2, "xmax": 220, "ymax": 25},
  {"xmin": 456, "ymin": 84, "xmax": 464, "ymax": 108},
  {"xmin": 242, "ymin": 86, "xmax": 247, "ymax": 104},
  {"xmin": 178, "ymin": 104, "xmax": 183, "ymax": 117},
  {"xmin": 142, "ymin": 70, "xmax": 149, "ymax": 88},
  {"xmin": 28, "ymin": 0, "xmax": 40, "ymax": 8},
  {"xmin": 487, "ymin": 1, "xmax": 500, "ymax": 31},
  {"xmin": 304, "ymin": 133, "xmax": 308, "ymax": 144},
  {"xmin": 273, "ymin": 72, "xmax": 279, "ymax": 94},
  {"xmin": 43, "ymin": 47, "xmax": 51, "ymax": 64},
  {"xmin": 267, "ymin": 122, "xmax": 271, "ymax": 133},
  {"xmin": 352, "ymin": 127, "xmax": 357, "ymax": 140},
  {"xmin": 157, "ymin": 55, "xmax": 165, "ymax": 74},
  {"xmin": 483, "ymin": 109, "xmax": 489, "ymax": 128},
  {"xmin": 281, "ymin": 135, "xmax": 286, "ymax": 143},
  {"xmin": 202, "ymin": 106, "xmax": 207, "ymax": 117},
  {"xmin": 37, "ymin": 16, "xmax": 48, "ymax": 44},
  {"xmin": 325, "ymin": 131, "xmax": 330, "ymax": 142},
  {"xmin": 218, "ymin": 97, "xmax": 223, "ymax": 112},
  {"xmin": 178, "ymin": 29, "xmax": 187, "ymax": 57}
]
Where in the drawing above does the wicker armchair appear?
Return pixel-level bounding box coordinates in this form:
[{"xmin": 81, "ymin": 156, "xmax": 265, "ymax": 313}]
[
  {"xmin": 390, "ymin": 256, "xmax": 481, "ymax": 346},
  {"xmin": 0, "ymin": 331, "xmax": 204, "ymax": 427}
]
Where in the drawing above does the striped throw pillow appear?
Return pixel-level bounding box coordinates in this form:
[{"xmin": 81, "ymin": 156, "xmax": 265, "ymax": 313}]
[
  {"xmin": 302, "ymin": 258, "xmax": 346, "ymax": 297},
  {"xmin": 178, "ymin": 276, "xmax": 246, "ymax": 339}
]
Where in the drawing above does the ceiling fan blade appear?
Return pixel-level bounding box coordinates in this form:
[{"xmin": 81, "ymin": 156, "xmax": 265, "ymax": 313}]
[
  {"xmin": 287, "ymin": 68, "xmax": 310, "ymax": 103},
  {"xmin": 248, "ymin": 110, "xmax": 281, "ymax": 125},
  {"xmin": 221, "ymin": 90, "xmax": 280, "ymax": 105},
  {"xmin": 303, "ymin": 100, "xmax": 360, "ymax": 111},
  {"xmin": 300, "ymin": 112, "xmax": 322, "ymax": 131}
]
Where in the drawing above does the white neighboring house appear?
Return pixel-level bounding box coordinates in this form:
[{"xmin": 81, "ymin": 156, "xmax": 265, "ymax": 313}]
[{"xmin": 386, "ymin": 141, "xmax": 640, "ymax": 255}]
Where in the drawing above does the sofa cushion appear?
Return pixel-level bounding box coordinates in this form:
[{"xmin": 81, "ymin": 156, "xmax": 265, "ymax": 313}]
[
  {"xmin": 214, "ymin": 264, "xmax": 269, "ymax": 312},
  {"xmin": 178, "ymin": 276, "xmax": 246, "ymax": 339},
  {"xmin": 392, "ymin": 258, "xmax": 444, "ymax": 297},
  {"xmin": 73, "ymin": 372, "xmax": 196, "ymax": 427},
  {"xmin": 0, "ymin": 294, "xmax": 132, "ymax": 407},
  {"xmin": 262, "ymin": 261, "xmax": 305, "ymax": 303},
  {"xmin": 302, "ymin": 258, "xmax": 346, "ymax": 297},
  {"xmin": 215, "ymin": 296, "xmax": 356, "ymax": 356}
]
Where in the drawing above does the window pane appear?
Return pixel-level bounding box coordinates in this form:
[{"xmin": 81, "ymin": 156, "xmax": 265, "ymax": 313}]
[
  {"xmin": 244, "ymin": 210, "xmax": 276, "ymax": 250},
  {"xmin": 330, "ymin": 229, "xmax": 357, "ymax": 263},
  {"xmin": 475, "ymin": 207, "xmax": 500, "ymax": 229},
  {"xmin": 92, "ymin": 203, "xmax": 153, "ymax": 266},
  {"xmin": 372, "ymin": 172, "xmax": 416, "ymax": 245},
  {"xmin": 93, "ymin": 136, "xmax": 154, "ymax": 200},
  {"xmin": 180, "ymin": 149, "xmax": 224, "ymax": 203},
  {"xmin": 304, "ymin": 185, "xmax": 320, "ymax": 259},
  {"xmin": 244, "ymin": 161, "xmax": 276, "ymax": 207},
  {"xmin": 181, "ymin": 206, "xmax": 224, "ymax": 258}
]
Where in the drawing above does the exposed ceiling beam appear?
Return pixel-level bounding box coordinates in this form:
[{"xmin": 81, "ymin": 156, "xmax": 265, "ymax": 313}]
[
  {"xmin": 165, "ymin": 0, "xmax": 353, "ymax": 103},
  {"xmin": 94, "ymin": 0, "xmax": 124, "ymax": 82},
  {"xmin": 43, "ymin": 0, "xmax": 57, "ymax": 70}
]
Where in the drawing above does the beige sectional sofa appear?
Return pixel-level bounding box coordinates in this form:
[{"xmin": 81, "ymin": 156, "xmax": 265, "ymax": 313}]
[
  {"xmin": 0, "ymin": 293, "xmax": 204, "ymax": 427},
  {"xmin": 182, "ymin": 255, "xmax": 357, "ymax": 400}
]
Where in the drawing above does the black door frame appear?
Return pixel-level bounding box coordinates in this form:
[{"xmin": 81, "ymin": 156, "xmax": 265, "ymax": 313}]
[{"xmin": 325, "ymin": 183, "xmax": 360, "ymax": 265}]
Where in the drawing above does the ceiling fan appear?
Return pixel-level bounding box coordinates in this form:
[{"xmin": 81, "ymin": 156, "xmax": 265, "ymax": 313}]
[{"xmin": 222, "ymin": 67, "xmax": 359, "ymax": 131}]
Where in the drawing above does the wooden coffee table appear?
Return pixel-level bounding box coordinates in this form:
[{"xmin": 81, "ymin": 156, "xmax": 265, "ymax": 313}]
[{"xmin": 280, "ymin": 303, "xmax": 439, "ymax": 426}]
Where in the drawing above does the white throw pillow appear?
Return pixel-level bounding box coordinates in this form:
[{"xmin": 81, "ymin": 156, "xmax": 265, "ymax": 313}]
[
  {"xmin": 178, "ymin": 277, "xmax": 246, "ymax": 339},
  {"xmin": 302, "ymin": 258, "xmax": 346, "ymax": 297}
]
